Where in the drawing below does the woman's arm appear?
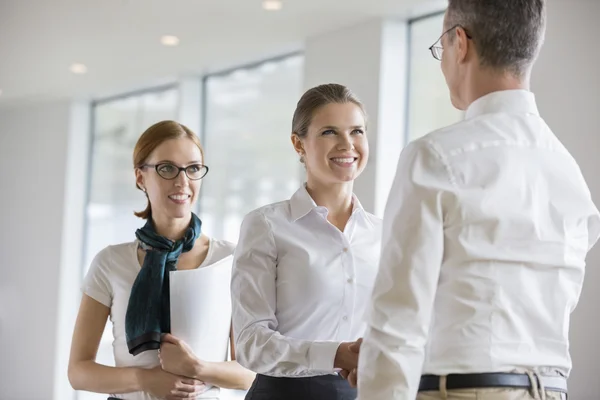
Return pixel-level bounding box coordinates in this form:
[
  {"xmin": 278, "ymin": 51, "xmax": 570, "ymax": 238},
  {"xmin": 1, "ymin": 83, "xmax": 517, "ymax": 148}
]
[
  {"xmin": 69, "ymin": 295, "xmax": 204, "ymax": 398},
  {"xmin": 68, "ymin": 294, "xmax": 144, "ymax": 393},
  {"xmin": 194, "ymin": 361, "xmax": 255, "ymax": 390},
  {"xmin": 160, "ymin": 332, "xmax": 256, "ymax": 390}
]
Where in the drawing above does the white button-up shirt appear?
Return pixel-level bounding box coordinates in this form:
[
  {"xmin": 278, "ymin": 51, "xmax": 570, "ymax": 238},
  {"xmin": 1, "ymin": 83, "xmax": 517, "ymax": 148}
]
[
  {"xmin": 358, "ymin": 90, "xmax": 600, "ymax": 399},
  {"xmin": 231, "ymin": 185, "xmax": 382, "ymax": 377}
]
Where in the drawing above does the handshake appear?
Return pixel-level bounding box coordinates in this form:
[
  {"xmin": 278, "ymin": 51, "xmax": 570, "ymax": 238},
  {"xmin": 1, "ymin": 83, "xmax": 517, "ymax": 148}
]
[{"xmin": 334, "ymin": 338, "xmax": 363, "ymax": 387}]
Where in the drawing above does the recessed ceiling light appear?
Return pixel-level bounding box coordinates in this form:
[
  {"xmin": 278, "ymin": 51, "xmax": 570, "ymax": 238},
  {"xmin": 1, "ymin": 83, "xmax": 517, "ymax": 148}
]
[
  {"xmin": 161, "ymin": 35, "xmax": 180, "ymax": 46},
  {"xmin": 262, "ymin": 0, "xmax": 282, "ymax": 11},
  {"xmin": 70, "ymin": 63, "xmax": 87, "ymax": 74}
]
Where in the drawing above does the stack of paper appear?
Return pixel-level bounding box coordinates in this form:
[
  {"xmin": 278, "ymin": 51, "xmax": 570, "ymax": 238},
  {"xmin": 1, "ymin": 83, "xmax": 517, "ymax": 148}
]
[{"xmin": 169, "ymin": 255, "xmax": 233, "ymax": 363}]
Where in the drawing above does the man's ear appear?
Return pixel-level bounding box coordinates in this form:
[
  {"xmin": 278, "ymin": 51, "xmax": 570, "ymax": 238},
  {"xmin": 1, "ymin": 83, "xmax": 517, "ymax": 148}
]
[{"xmin": 455, "ymin": 27, "xmax": 470, "ymax": 63}]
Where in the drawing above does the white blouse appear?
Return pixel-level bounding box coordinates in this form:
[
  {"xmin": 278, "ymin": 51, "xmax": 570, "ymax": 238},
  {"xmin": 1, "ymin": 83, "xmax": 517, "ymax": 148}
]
[
  {"xmin": 82, "ymin": 237, "xmax": 235, "ymax": 399},
  {"xmin": 231, "ymin": 185, "xmax": 382, "ymax": 377}
]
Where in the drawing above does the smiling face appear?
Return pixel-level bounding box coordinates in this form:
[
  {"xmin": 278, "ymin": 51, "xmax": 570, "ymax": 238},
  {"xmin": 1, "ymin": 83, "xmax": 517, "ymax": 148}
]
[
  {"xmin": 292, "ymin": 102, "xmax": 368, "ymax": 186},
  {"xmin": 135, "ymin": 137, "xmax": 204, "ymax": 221}
]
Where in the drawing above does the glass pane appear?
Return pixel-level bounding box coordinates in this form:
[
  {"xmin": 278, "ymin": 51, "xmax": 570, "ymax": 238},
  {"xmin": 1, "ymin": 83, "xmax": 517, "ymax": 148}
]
[
  {"xmin": 199, "ymin": 55, "xmax": 304, "ymax": 242},
  {"xmin": 85, "ymin": 88, "xmax": 179, "ymax": 271},
  {"xmin": 407, "ymin": 14, "xmax": 464, "ymax": 142},
  {"xmin": 78, "ymin": 88, "xmax": 179, "ymax": 400}
]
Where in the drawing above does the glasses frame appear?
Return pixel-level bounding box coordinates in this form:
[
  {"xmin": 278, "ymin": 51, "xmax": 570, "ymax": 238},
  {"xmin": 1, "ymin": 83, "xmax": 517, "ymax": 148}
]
[
  {"xmin": 141, "ymin": 162, "xmax": 209, "ymax": 181},
  {"xmin": 428, "ymin": 24, "xmax": 472, "ymax": 61}
]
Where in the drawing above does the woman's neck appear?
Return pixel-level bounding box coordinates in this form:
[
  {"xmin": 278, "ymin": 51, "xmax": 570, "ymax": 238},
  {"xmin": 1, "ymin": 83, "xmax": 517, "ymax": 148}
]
[
  {"xmin": 305, "ymin": 179, "xmax": 354, "ymax": 222},
  {"xmin": 151, "ymin": 213, "xmax": 192, "ymax": 241}
]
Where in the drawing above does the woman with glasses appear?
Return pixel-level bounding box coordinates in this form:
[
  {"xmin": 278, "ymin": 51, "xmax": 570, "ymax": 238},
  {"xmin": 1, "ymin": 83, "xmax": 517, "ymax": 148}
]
[
  {"xmin": 231, "ymin": 84, "xmax": 382, "ymax": 400},
  {"xmin": 68, "ymin": 120, "xmax": 255, "ymax": 400}
]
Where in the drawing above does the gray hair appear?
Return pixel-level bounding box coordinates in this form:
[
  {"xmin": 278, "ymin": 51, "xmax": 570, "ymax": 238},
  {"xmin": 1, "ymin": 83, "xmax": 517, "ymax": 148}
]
[{"xmin": 446, "ymin": 0, "xmax": 546, "ymax": 77}]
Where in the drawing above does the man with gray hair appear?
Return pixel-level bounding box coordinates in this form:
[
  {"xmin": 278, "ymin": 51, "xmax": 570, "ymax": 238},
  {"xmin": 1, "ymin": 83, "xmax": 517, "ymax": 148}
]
[{"xmin": 356, "ymin": 0, "xmax": 600, "ymax": 399}]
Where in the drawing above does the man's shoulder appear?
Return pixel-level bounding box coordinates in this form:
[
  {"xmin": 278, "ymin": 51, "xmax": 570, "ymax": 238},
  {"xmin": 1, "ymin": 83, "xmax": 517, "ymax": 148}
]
[
  {"xmin": 417, "ymin": 118, "xmax": 476, "ymax": 150},
  {"xmin": 400, "ymin": 121, "xmax": 465, "ymax": 162},
  {"xmin": 415, "ymin": 113, "xmax": 521, "ymax": 159}
]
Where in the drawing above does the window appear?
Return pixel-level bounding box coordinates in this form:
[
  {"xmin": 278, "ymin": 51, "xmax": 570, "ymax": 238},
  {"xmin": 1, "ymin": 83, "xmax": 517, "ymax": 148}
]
[
  {"xmin": 79, "ymin": 87, "xmax": 179, "ymax": 400},
  {"xmin": 199, "ymin": 55, "xmax": 304, "ymax": 243},
  {"xmin": 85, "ymin": 88, "xmax": 179, "ymax": 273},
  {"xmin": 406, "ymin": 13, "xmax": 463, "ymax": 142}
]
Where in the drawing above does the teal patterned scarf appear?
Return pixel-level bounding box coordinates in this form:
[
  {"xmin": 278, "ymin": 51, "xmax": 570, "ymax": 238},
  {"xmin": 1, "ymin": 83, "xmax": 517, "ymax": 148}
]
[{"xmin": 125, "ymin": 213, "xmax": 202, "ymax": 355}]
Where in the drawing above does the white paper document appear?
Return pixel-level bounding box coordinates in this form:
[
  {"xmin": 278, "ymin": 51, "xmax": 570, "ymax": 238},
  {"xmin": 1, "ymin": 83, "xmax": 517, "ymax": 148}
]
[{"xmin": 169, "ymin": 255, "xmax": 233, "ymax": 363}]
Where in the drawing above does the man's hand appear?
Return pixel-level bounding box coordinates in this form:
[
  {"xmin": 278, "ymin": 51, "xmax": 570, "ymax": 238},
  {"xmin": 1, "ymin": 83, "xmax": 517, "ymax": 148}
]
[{"xmin": 347, "ymin": 368, "xmax": 358, "ymax": 388}]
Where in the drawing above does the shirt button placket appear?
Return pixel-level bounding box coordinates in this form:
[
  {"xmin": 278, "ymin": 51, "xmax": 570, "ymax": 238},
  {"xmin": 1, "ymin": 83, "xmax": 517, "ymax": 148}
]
[{"xmin": 340, "ymin": 241, "xmax": 354, "ymax": 336}]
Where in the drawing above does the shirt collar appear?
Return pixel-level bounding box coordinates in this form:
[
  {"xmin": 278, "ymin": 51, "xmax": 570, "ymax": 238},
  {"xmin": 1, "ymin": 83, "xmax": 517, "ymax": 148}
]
[
  {"xmin": 290, "ymin": 184, "xmax": 364, "ymax": 222},
  {"xmin": 465, "ymin": 89, "xmax": 540, "ymax": 120}
]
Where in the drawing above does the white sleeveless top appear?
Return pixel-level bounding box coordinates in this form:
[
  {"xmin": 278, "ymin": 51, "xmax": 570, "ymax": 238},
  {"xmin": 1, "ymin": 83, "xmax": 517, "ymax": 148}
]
[{"xmin": 82, "ymin": 237, "xmax": 236, "ymax": 400}]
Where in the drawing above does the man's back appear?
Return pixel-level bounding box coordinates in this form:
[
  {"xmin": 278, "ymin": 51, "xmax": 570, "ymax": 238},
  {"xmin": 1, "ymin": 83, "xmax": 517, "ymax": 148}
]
[
  {"xmin": 358, "ymin": 1, "xmax": 599, "ymax": 398},
  {"xmin": 421, "ymin": 89, "xmax": 600, "ymax": 375}
]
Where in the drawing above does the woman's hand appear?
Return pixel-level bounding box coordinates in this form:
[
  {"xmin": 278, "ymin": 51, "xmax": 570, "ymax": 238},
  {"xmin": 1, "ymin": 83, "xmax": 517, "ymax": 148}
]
[
  {"xmin": 138, "ymin": 367, "xmax": 207, "ymax": 399},
  {"xmin": 334, "ymin": 338, "xmax": 362, "ymax": 373},
  {"xmin": 159, "ymin": 334, "xmax": 205, "ymax": 379},
  {"xmin": 160, "ymin": 333, "xmax": 256, "ymax": 391},
  {"xmin": 338, "ymin": 338, "xmax": 361, "ymax": 388}
]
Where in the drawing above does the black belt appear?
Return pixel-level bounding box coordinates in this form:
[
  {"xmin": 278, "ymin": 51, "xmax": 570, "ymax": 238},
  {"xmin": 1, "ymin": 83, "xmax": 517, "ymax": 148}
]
[{"xmin": 419, "ymin": 373, "xmax": 568, "ymax": 393}]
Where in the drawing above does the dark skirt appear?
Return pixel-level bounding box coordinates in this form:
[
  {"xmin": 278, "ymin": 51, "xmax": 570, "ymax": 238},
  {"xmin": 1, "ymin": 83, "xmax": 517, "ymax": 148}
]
[{"xmin": 245, "ymin": 373, "xmax": 357, "ymax": 400}]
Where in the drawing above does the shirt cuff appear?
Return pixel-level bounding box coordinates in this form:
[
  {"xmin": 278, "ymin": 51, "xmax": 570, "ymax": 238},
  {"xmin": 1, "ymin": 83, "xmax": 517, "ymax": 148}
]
[{"xmin": 308, "ymin": 341, "xmax": 340, "ymax": 372}]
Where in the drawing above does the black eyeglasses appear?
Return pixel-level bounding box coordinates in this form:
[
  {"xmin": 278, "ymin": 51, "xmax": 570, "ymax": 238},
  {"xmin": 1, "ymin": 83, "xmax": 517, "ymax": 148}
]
[
  {"xmin": 429, "ymin": 24, "xmax": 472, "ymax": 61},
  {"xmin": 141, "ymin": 162, "xmax": 209, "ymax": 180}
]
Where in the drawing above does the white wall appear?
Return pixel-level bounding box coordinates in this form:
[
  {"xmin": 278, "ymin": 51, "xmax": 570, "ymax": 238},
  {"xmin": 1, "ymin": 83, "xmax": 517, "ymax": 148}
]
[
  {"xmin": 54, "ymin": 102, "xmax": 91, "ymax": 400},
  {"xmin": 0, "ymin": 100, "xmax": 89, "ymax": 400},
  {"xmin": 533, "ymin": 1, "xmax": 600, "ymax": 398}
]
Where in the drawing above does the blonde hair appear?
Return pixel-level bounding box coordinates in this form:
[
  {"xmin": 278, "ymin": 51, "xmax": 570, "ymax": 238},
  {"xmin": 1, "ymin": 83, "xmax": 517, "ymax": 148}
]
[
  {"xmin": 292, "ymin": 83, "xmax": 367, "ymax": 138},
  {"xmin": 133, "ymin": 120, "xmax": 205, "ymax": 219}
]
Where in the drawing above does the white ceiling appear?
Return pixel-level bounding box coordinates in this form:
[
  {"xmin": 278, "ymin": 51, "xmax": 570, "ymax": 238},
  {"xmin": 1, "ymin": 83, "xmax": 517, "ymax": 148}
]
[{"xmin": 0, "ymin": 0, "xmax": 445, "ymax": 104}]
